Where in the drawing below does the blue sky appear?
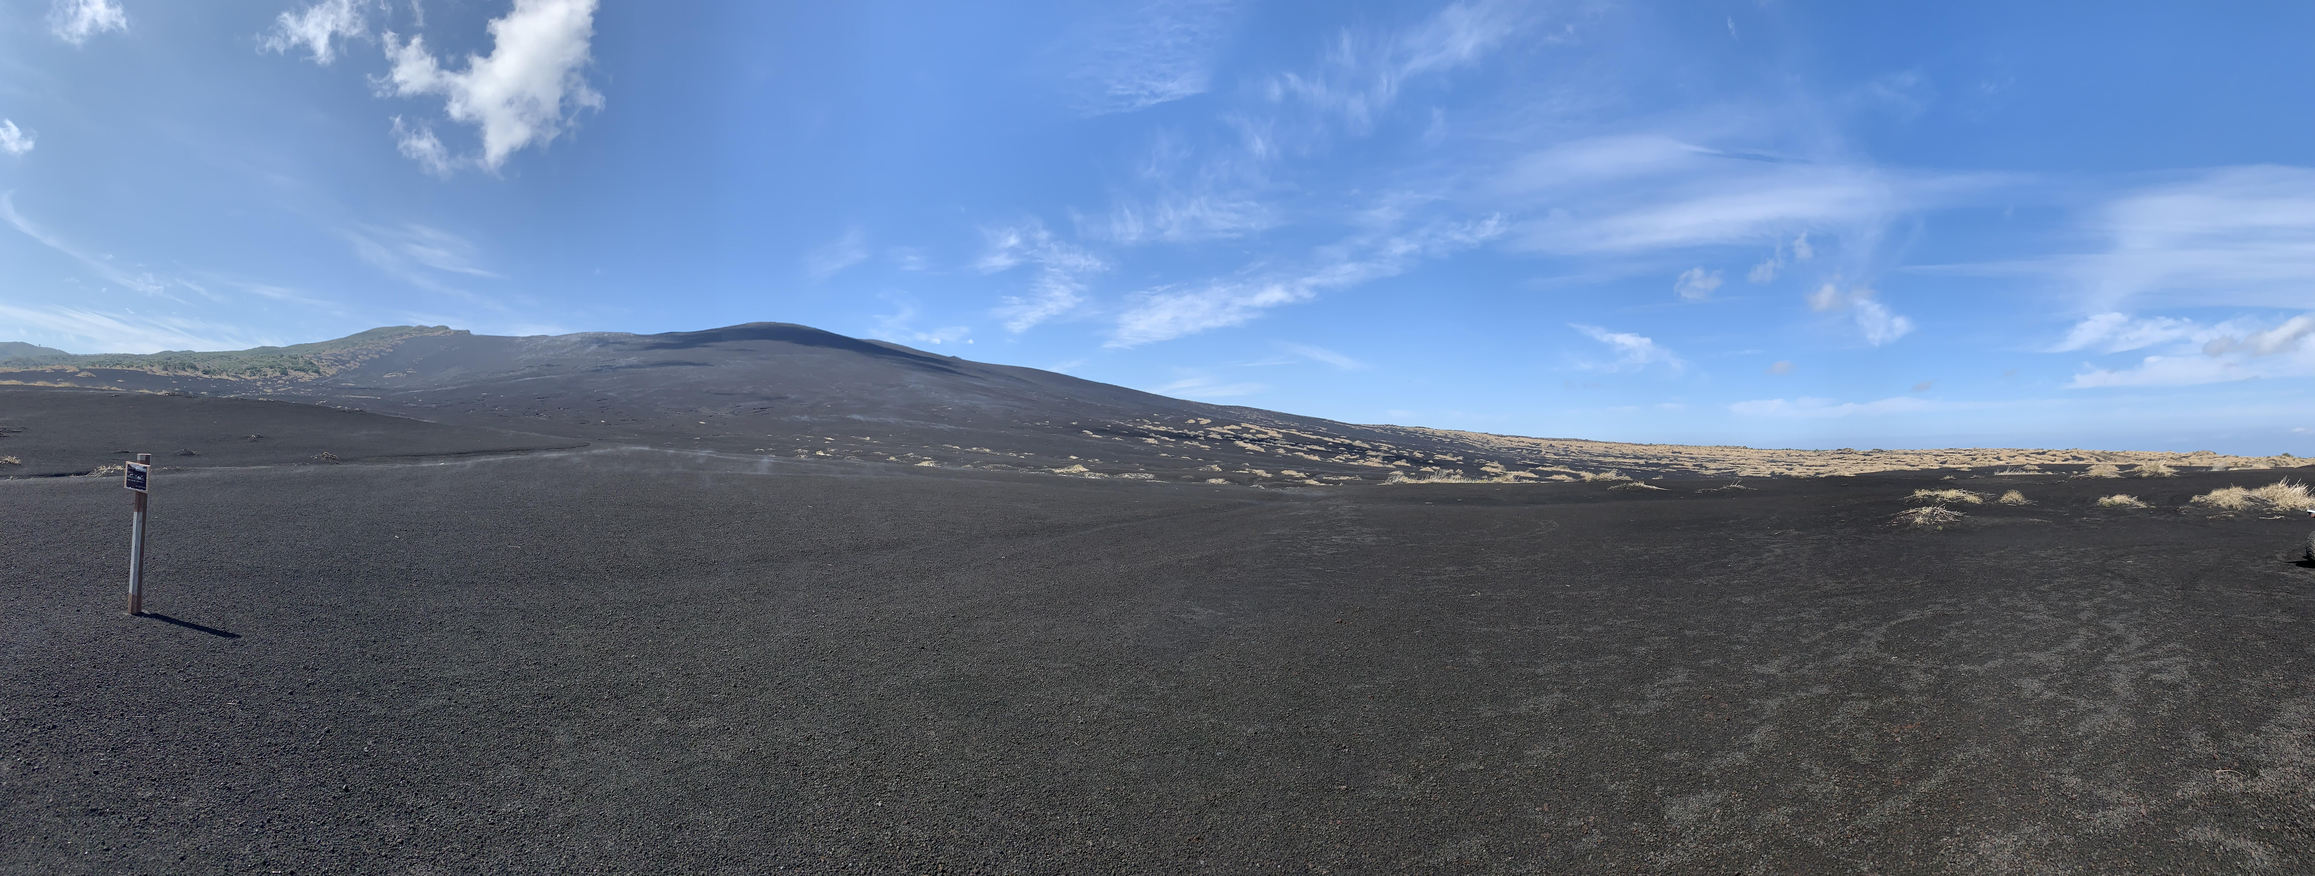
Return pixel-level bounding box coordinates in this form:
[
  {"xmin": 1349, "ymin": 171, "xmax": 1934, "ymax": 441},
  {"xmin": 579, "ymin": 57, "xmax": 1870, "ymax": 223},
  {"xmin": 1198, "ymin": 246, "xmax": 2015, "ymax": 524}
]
[{"xmin": 2, "ymin": 0, "xmax": 2311, "ymax": 453}]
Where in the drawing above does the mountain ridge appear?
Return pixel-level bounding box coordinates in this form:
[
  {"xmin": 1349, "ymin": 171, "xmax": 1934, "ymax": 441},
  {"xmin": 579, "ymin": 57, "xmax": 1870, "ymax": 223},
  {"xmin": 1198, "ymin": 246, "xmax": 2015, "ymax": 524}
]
[{"xmin": 4, "ymin": 322, "xmax": 2300, "ymax": 483}]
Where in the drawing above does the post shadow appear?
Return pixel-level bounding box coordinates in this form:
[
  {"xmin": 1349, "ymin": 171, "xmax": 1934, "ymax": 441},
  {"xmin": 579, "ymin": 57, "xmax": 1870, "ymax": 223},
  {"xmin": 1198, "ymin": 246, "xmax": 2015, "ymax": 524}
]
[{"xmin": 141, "ymin": 613, "xmax": 240, "ymax": 639}]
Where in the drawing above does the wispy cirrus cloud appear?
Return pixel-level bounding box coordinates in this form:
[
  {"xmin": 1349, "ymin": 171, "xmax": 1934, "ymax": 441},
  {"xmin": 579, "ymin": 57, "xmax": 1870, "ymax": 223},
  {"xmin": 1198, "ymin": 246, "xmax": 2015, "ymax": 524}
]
[
  {"xmin": 1155, "ymin": 370, "xmax": 1266, "ymax": 400},
  {"xmin": 1511, "ymin": 146, "xmax": 1995, "ymax": 256},
  {"xmin": 1065, "ymin": 0, "xmax": 1237, "ymax": 116},
  {"xmin": 48, "ymin": 0, "xmax": 127, "ymax": 46},
  {"xmin": 378, "ymin": 0, "xmax": 603, "ymax": 173},
  {"xmin": 804, "ymin": 227, "xmax": 870, "ymax": 280},
  {"xmin": 1911, "ymin": 166, "xmax": 2315, "ymax": 311},
  {"xmin": 1110, "ymin": 214, "xmax": 1504, "ymax": 347},
  {"xmin": 1, "ymin": 192, "xmax": 172, "ymax": 297},
  {"xmin": 1265, "ymin": 0, "xmax": 1545, "ymax": 136},
  {"xmin": 869, "ymin": 296, "xmax": 971, "ymax": 347},
  {"xmin": 0, "ymin": 302, "xmax": 268, "ymax": 354},
  {"xmin": 977, "ymin": 221, "xmax": 1107, "ymax": 333},
  {"xmin": 343, "ymin": 222, "xmax": 505, "ymax": 303},
  {"xmin": 1276, "ymin": 341, "xmax": 1365, "ymax": 371}
]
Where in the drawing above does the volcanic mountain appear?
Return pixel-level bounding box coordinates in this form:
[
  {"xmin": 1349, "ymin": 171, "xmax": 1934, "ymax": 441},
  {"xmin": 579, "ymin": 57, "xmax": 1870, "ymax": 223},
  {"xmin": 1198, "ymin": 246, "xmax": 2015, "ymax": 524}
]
[{"xmin": 1, "ymin": 323, "xmax": 2296, "ymax": 483}]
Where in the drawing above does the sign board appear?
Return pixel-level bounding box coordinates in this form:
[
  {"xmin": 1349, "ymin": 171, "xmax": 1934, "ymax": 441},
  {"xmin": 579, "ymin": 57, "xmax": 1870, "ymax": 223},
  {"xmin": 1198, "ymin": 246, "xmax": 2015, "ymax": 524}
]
[{"xmin": 123, "ymin": 461, "xmax": 149, "ymax": 493}]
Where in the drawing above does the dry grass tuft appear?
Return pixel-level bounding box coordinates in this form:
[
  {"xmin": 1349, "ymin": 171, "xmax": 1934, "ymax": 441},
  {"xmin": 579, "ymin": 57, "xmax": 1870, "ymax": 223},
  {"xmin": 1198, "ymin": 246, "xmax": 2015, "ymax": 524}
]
[
  {"xmin": 0, "ymin": 455, "xmax": 19, "ymax": 465},
  {"xmin": 2250, "ymin": 480, "xmax": 2314, "ymax": 512},
  {"xmin": 1908, "ymin": 488, "xmax": 1984, "ymax": 505},
  {"xmin": 2133, "ymin": 461, "xmax": 2177, "ymax": 478},
  {"xmin": 2096, "ymin": 494, "xmax": 2150, "ymax": 509},
  {"xmin": 2191, "ymin": 486, "xmax": 2255, "ymax": 512},
  {"xmin": 1051, "ymin": 464, "xmax": 1090, "ymax": 475},
  {"xmin": 1996, "ymin": 490, "xmax": 2032, "ymax": 506},
  {"xmin": 1894, "ymin": 506, "xmax": 1965, "ymax": 529},
  {"xmin": 2076, "ymin": 463, "xmax": 2123, "ymax": 478},
  {"xmin": 87, "ymin": 463, "xmax": 125, "ymax": 477},
  {"xmin": 1577, "ymin": 470, "xmax": 1632, "ymax": 483},
  {"xmin": 1610, "ymin": 481, "xmax": 1664, "ymax": 491},
  {"xmin": 2192, "ymin": 480, "xmax": 2314, "ymax": 514}
]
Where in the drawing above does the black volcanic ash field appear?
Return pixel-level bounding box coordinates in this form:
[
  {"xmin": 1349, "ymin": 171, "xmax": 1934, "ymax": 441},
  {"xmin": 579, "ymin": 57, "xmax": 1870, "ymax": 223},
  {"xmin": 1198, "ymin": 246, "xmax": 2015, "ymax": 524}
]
[{"xmin": 7, "ymin": 393, "xmax": 2315, "ymax": 873}]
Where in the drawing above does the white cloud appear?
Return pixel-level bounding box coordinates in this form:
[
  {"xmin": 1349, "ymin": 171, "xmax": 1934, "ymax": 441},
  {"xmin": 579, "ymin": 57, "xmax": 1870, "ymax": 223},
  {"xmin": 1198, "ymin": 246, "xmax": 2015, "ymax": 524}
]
[
  {"xmin": 1851, "ymin": 296, "xmax": 1913, "ymax": 346},
  {"xmin": 1156, "ymin": 371, "xmax": 1266, "ymax": 400},
  {"xmin": 1506, "ymin": 133, "xmax": 1998, "ymax": 258},
  {"xmin": 343, "ymin": 221, "xmax": 504, "ymax": 301},
  {"xmin": 380, "ymin": 0, "xmax": 603, "ymax": 173},
  {"xmin": 2206, "ymin": 314, "xmax": 2315, "ymax": 357},
  {"xmin": 1729, "ymin": 396, "xmax": 1936, "ymax": 418},
  {"xmin": 805, "ymin": 228, "xmax": 870, "ymax": 280},
  {"xmin": 977, "ymin": 221, "xmax": 1107, "ymax": 333},
  {"xmin": 1806, "ymin": 282, "xmax": 1913, "ymax": 346},
  {"xmin": 1, "ymin": 192, "xmax": 169, "ymax": 296},
  {"xmin": 1101, "ymin": 193, "xmax": 1278, "ymax": 245},
  {"xmin": 869, "ymin": 299, "xmax": 971, "ymax": 347},
  {"xmin": 2048, "ymin": 312, "xmax": 2213, "ymax": 354},
  {"xmin": 2067, "ymin": 312, "xmax": 2315, "ymax": 388},
  {"xmin": 1067, "ymin": 0, "xmax": 1234, "ymax": 115},
  {"xmin": 1571, "ymin": 323, "xmax": 1682, "ymax": 372},
  {"xmin": 1747, "ymin": 233, "xmax": 1813, "ymax": 284},
  {"xmin": 1924, "ymin": 166, "xmax": 2315, "ymax": 310},
  {"xmin": 262, "ymin": 0, "xmax": 373, "ymax": 65},
  {"xmin": 1265, "ymin": 0, "xmax": 1540, "ymax": 135},
  {"xmin": 391, "ymin": 116, "xmax": 454, "ymax": 176},
  {"xmin": 0, "ymin": 120, "xmax": 32, "ymax": 156},
  {"xmin": 1278, "ymin": 341, "xmax": 1365, "ymax": 370},
  {"xmin": 2082, "ymin": 166, "xmax": 2315, "ymax": 309},
  {"xmin": 1805, "ymin": 282, "xmax": 1843, "ymax": 312},
  {"xmin": 1110, "ymin": 214, "xmax": 1503, "ymax": 346},
  {"xmin": 1673, "ymin": 266, "xmax": 1721, "ymax": 300},
  {"xmin": 0, "ymin": 302, "xmax": 265, "ymax": 354},
  {"xmin": 48, "ymin": 0, "xmax": 127, "ymax": 46}
]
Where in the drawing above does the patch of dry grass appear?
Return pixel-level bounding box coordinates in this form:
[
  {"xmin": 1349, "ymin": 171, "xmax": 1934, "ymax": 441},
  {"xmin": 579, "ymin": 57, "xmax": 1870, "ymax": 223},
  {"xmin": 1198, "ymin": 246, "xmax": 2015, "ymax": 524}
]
[
  {"xmin": 1995, "ymin": 490, "xmax": 2032, "ymax": 506},
  {"xmin": 1894, "ymin": 506, "xmax": 1965, "ymax": 529},
  {"xmin": 2191, "ymin": 480, "xmax": 2314, "ymax": 514},
  {"xmin": 0, "ymin": 455, "xmax": 19, "ymax": 465},
  {"xmin": 2132, "ymin": 461, "xmax": 2177, "ymax": 478},
  {"xmin": 87, "ymin": 463, "xmax": 125, "ymax": 477},
  {"xmin": 1577, "ymin": 470, "xmax": 1631, "ymax": 483},
  {"xmin": 1908, "ymin": 488, "xmax": 1984, "ymax": 505},
  {"xmin": 2096, "ymin": 494, "xmax": 2150, "ymax": 509},
  {"xmin": 1610, "ymin": 481, "xmax": 1664, "ymax": 491},
  {"xmin": 2076, "ymin": 463, "xmax": 2123, "ymax": 479}
]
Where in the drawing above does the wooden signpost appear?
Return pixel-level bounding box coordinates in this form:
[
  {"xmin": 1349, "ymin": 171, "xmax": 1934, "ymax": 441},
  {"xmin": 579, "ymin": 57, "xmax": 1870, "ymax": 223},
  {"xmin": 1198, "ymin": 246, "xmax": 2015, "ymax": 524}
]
[{"xmin": 125, "ymin": 454, "xmax": 150, "ymax": 615}]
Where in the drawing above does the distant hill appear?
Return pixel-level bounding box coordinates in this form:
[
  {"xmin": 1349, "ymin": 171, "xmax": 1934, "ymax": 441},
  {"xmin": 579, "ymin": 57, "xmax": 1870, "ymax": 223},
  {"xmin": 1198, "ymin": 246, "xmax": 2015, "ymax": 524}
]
[
  {"xmin": 0, "ymin": 341, "xmax": 71, "ymax": 364},
  {"xmin": 0, "ymin": 326, "xmax": 459, "ymax": 379},
  {"xmin": 4, "ymin": 322, "xmax": 2298, "ymax": 483}
]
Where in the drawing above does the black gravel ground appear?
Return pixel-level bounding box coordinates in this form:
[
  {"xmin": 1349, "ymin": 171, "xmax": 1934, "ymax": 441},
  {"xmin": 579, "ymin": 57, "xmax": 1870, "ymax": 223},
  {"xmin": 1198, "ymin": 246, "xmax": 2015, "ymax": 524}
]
[
  {"xmin": 0, "ymin": 387, "xmax": 580, "ymax": 477},
  {"xmin": 9, "ymin": 441, "xmax": 2315, "ymax": 872}
]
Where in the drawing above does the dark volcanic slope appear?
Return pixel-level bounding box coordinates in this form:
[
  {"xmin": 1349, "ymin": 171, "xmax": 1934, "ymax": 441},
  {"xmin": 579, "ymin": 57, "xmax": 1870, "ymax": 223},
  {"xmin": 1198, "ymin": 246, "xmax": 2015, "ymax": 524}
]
[
  {"xmin": 0, "ymin": 386, "xmax": 582, "ymax": 477},
  {"xmin": 8, "ymin": 451, "xmax": 2315, "ymax": 872},
  {"xmin": 7, "ymin": 323, "xmax": 2302, "ymax": 485}
]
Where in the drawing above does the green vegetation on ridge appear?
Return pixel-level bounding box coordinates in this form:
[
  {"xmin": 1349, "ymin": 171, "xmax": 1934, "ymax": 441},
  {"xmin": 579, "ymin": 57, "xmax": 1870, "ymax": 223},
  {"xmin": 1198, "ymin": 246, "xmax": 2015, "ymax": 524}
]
[{"xmin": 0, "ymin": 326, "xmax": 459, "ymax": 380}]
